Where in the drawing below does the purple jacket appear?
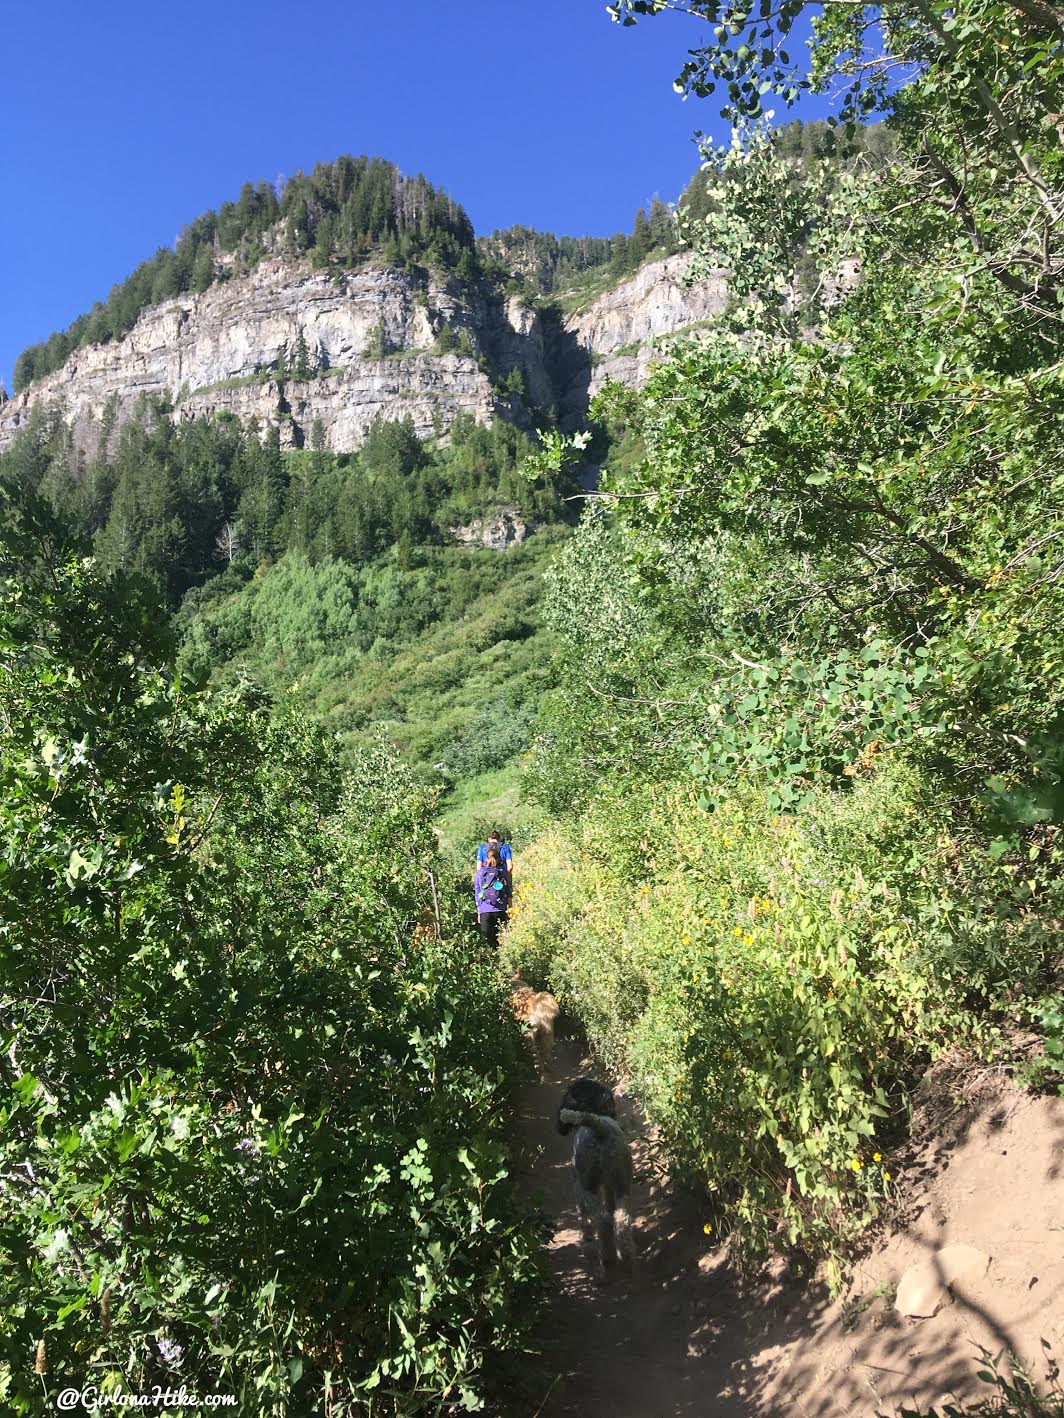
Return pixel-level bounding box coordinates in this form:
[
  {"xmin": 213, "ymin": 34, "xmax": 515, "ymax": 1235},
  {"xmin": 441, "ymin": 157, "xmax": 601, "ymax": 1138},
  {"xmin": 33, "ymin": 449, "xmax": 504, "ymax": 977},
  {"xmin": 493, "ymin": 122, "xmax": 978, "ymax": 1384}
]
[{"xmin": 474, "ymin": 862, "xmax": 511, "ymax": 914}]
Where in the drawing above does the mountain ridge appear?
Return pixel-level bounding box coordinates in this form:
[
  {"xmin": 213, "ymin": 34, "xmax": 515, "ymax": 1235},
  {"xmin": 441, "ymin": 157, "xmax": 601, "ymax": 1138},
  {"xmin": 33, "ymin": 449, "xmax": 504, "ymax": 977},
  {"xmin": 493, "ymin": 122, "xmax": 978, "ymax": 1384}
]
[{"xmin": 0, "ymin": 250, "xmax": 728, "ymax": 456}]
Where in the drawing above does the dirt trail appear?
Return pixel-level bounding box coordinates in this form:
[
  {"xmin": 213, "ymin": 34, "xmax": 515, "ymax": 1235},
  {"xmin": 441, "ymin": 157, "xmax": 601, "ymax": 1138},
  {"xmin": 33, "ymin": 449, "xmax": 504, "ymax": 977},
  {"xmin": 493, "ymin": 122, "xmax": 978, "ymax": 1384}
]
[
  {"xmin": 513, "ymin": 1039, "xmax": 1064, "ymax": 1418},
  {"xmin": 512, "ymin": 1037, "xmax": 789, "ymax": 1418}
]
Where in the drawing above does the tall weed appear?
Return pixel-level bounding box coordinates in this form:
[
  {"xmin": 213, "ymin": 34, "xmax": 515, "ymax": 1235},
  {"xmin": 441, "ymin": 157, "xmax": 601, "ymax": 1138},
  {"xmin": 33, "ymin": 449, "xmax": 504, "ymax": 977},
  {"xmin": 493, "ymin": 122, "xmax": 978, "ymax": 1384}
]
[{"xmin": 505, "ymin": 763, "xmax": 1019, "ymax": 1266}]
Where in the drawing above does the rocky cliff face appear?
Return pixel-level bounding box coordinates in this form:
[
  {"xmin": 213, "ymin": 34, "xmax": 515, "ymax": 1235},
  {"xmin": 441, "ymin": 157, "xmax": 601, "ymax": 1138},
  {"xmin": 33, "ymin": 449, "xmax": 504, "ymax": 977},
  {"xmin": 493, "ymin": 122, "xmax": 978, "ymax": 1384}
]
[
  {"xmin": 0, "ymin": 260, "xmax": 503, "ymax": 453},
  {"xmin": 560, "ymin": 253, "xmax": 728, "ymax": 419},
  {"xmin": 450, "ymin": 504, "xmax": 528, "ymax": 552},
  {"xmin": 0, "ymin": 253, "xmax": 727, "ymax": 454}
]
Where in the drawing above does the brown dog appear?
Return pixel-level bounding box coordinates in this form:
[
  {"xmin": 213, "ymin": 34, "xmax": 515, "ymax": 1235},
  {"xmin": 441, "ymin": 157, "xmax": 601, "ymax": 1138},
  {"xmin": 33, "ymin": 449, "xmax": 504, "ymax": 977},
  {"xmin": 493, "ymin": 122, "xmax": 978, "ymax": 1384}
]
[{"xmin": 511, "ymin": 973, "xmax": 560, "ymax": 1073}]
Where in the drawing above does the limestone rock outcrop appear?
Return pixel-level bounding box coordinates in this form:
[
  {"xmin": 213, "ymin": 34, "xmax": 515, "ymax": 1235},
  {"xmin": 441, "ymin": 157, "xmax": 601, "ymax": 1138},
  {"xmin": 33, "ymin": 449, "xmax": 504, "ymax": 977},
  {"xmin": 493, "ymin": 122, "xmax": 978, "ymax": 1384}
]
[
  {"xmin": 895, "ymin": 1244, "xmax": 991, "ymax": 1319},
  {"xmin": 0, "ymin": 259, "xmax": 497, "ymax": 454},
  {"xmin": 561, "ymin": 253, "xmax": 728, "ymax": 416},
  {"xmin": 450, "ymin": 504, "xmax": 528, "ymax": 552},
  {"xmin": 0, "ymin": 252, "xmax": 729, "ymax": 455}
]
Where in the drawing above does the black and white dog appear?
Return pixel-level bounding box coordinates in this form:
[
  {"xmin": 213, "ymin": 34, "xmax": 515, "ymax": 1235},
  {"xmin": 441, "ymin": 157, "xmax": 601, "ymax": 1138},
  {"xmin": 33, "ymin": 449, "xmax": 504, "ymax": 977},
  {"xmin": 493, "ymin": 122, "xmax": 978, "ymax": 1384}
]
[{"xmin": 557, "ymin": 1076, "xmax": 634, "ymax": 1274}]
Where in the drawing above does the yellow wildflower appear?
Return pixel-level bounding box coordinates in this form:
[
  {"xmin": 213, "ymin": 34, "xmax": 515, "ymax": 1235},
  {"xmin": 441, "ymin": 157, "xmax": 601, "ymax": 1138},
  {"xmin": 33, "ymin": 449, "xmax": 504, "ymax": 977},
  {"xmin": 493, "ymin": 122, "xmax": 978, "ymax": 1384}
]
[
  {"xmin": 703, "ymin": 1222, "xmax": 713, "ymax": 1235},
  {"xmin": 884, "ymin": 1171, "xmax": 892, "ymax": 1181},
  {"xmin": 849, "ymin": 1158, "xmax": 863, "ymax": 1172},
  {"xmin": 873, "ymin": 1152, "xmax": 881, "ymax": 1162}
]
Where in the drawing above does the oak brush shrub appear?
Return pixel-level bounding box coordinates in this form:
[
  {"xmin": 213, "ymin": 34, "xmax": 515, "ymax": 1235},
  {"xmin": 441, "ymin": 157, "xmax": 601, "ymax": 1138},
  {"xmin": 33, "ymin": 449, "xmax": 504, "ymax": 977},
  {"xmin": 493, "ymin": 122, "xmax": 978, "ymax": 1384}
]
[{"xmin": 0, "ymin": 490, "xmax": 543, "ymax": 1415}]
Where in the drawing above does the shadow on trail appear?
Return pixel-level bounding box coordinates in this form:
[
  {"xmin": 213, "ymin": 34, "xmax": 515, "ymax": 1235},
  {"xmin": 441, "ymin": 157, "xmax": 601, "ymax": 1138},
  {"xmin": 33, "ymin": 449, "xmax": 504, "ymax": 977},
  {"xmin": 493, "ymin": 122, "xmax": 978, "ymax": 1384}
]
[
  {"xmin": 512, "ymin": 1038, "xmax": 828, "ymax": 1418},
  {"xmin": 512, "ymin": 1039, "xmax": 1064, "ymax": 1418}
]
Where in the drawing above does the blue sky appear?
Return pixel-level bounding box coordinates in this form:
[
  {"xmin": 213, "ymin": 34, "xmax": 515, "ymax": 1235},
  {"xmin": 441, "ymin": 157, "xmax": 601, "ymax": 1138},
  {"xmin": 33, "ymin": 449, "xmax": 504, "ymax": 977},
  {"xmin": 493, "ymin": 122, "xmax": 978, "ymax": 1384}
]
[{"xmin": 1, "ymin": 0, "xmax": 833, "ymax": 391}]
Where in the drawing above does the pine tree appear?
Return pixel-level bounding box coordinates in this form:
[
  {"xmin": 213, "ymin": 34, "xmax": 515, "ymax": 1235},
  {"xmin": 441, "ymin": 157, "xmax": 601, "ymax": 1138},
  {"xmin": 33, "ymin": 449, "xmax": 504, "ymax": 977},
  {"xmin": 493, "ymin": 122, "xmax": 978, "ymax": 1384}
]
[
  {"xmin": 608, "ymin": 234, "xmax": 630, "ymax": 278},
  {"xmin": 237, "ymin": 424, "xmax": 286, "ymax": 562},
  {"xmin": 292, "ymin": 329, "xmax": 311, "ymax": 381},
  {"xmin": 286, "ymin": 195, "xmax": 311, "ymax": 253},
  {"xmin": 628, "ymin": 209, "xmax": 653, "ymax": 268},
  {"xmin": 191, "ymin": 243, "xmax": 215, "ymax": 293},
  {"xmin": 150, "ymin": 251, "xmax": 182, "ymax": 304},
  {"xmin": 311, "ymin": 212, "xmax": 336, "ymax": 270},
  {"xmin": 13, "ymin": 347, "xmax": 39, "ymax": 393},
  {"xmin": 362, "ymin": 323, "xmax": 390, "ymax": 359},
  {"xmin": 74, "ymin": 456, "xmax": 117, "ymax": 537},
  {"xmin": 94, "ymin": 431, "xmax": 184, "ymax": 599},
  {"xmin": 504, "ymin": 367, "xmax": 526, "ymax": 398},
  {"xmin": 283, "ymin": 460, "xmax": 311, "ymax": 554},
  {"xmin": 648, "ymin": 198, "xmax": 676, "ymax": 254}
]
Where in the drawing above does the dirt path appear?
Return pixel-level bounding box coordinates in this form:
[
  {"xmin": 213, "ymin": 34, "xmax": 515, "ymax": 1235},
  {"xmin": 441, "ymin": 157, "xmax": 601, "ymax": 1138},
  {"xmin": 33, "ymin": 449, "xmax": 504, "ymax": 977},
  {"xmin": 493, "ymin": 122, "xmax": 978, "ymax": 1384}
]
[
  {"xmin": 511, "ymin": 1037, "xmax": 783, "ymax": 1418},
  {"xmin": 512, "ymin": 1039, "xmax": 1064, "ymax": 1418}
]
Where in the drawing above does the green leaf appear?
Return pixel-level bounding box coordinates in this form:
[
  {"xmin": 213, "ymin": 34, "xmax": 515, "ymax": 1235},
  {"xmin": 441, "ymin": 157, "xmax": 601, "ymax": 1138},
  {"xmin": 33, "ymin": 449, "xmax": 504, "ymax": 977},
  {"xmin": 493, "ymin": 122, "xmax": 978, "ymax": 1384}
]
[{"xmin": 12, "ymin": 1073, "xmax": 39, "ymax": 1104}]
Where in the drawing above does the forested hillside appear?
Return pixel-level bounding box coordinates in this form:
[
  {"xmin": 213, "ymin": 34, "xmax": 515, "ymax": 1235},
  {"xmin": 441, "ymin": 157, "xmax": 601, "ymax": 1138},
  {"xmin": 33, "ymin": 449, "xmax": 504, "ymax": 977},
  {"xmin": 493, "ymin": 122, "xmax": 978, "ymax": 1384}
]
[
  {"xmin": 477, "ymin": 200, "xmax": 679, "ymax": 295},
  {"xmin": 0, "ymin": 398, "xmax": 572, "ymax": 863},
  {"xmin": 12, "ymin": 159, "xmax": 479, "ymax": 392}
]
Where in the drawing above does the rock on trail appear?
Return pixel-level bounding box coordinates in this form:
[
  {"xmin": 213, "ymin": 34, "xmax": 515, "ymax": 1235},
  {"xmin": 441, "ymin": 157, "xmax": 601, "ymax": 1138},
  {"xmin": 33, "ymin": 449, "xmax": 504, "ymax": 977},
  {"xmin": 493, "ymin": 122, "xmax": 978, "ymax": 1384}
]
[{"xmin": 894, "ymin": 1245, "xmax": 990, "ymax": 1319}]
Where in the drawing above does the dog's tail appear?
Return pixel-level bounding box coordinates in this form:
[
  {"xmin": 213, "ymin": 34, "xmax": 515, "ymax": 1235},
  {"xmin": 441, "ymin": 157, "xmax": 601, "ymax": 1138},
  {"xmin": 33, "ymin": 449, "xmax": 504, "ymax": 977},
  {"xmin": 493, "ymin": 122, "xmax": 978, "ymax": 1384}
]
[{"xmin": 558, "ymin": 1108, "xmax": 626, "ymax": 1143}]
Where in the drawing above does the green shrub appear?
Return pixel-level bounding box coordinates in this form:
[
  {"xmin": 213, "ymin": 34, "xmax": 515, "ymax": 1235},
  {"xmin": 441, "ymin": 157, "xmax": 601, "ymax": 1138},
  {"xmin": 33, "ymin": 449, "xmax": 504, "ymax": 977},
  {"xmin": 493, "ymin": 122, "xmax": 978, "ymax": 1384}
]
[
  {"xmin": 438, "ymin": 703, "xmax": 533, "ymax": 783},
  {"xmin": 505, "ymin": 763, "xmax": 1008, "ymax": 1272},
  {"xmin": 0, "ymin": 491, "xmax": 543, "ymax": 1415},
  {"xmin": 1013, "ymin": 997, "xmax": 1064, "ymax": 1096}
]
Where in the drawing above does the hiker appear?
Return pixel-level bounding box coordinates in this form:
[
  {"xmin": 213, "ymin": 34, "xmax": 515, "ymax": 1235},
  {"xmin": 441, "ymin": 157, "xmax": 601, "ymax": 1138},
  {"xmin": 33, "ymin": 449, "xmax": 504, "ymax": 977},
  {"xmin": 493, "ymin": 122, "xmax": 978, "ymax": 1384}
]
[
  {"xmin": 474, "ymin": 841, "xmax": 511, "ymax": 949},
  {"xmin": 475, "ymin": 829, "xmax": 513, "ymax": 885}
]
